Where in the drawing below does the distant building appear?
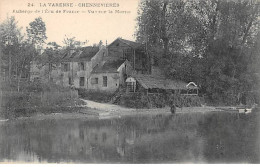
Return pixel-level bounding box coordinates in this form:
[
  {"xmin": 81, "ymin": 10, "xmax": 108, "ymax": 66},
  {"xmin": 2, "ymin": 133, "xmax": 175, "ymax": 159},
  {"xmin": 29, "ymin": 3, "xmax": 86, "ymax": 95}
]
[
  {"xmin": 30, "ymin": 46, "xmax": 107, "ymax": 89},
  {"xmin": 90, "ymin": 59, "xmax": 132, "ymax": 92},
  {"xmin": 30, "ymin": 38, "xmax": 147, "ymax": 93},
  {"xmin": 125, "ymin": 74, "xmax": 198, "ymax": 95},
  {"xmin": 106, "ymin": 38, "xmax": 151, "ymax": 74},
  {"xmin": 30, "ymin": 37, "xmax": 198, "ymax": 95}
]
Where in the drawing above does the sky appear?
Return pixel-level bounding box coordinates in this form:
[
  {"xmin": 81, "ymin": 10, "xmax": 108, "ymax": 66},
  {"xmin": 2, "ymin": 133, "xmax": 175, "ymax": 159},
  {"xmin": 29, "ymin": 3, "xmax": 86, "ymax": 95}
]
[{"xmin": 0, "ymin": 0, "xmax": 140, "ymax": 46}]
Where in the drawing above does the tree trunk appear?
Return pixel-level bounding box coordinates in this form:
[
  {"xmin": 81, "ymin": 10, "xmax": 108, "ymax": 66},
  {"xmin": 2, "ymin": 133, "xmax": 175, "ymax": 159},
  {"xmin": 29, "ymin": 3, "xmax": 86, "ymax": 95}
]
[
  {"xmin": 8, "ymin": 50, "xmax": 11, "ymax": 83},
  {"xmin": 241, "ymin": 4, "xmax": 258, "ymax": 46},
  {"xmin": 161, "ymin": 0, "xmax": 169, "ymax": 58},
  {"xmin": 17, "ymin": 73, "xmax": 22, "ymax": 92}
]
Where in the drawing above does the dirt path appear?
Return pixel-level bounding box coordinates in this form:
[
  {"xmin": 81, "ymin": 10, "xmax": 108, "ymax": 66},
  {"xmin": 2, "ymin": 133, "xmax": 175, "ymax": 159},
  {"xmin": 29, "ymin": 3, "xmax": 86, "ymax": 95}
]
[{"xmin": 81, "ymin": 99, "xmax": 135, "ymax": 112}]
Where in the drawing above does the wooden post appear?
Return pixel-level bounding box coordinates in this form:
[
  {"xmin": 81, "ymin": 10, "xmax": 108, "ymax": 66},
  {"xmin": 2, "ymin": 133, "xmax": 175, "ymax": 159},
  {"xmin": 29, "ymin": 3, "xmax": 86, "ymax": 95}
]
[
  {"xmin": 8, "ymin": 50, "xmax": 11, "ymax": 83},
  {"xmin": 0, "ymin": 90, "xmax": 2, "ymax": 108},
  {"xmin": 41, "ymin": 92, "xmax": 43, "ymax": 104}
]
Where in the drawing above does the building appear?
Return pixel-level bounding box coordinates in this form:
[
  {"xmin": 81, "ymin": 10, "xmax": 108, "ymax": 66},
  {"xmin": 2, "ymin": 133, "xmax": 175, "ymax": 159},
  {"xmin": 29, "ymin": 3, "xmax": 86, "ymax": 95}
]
[
  {"xmin": 30, "ymin": 38, "xmax": 146, "ymax": 93},
  {"xmin": 30, "ymin": 37, "xmax": 198, "ymax": 96},
  {"xmin": 86, "ymin": 38, "xmax": 150, "ymax": 92},
  {"xmin": 90, "ymin": 59, "xmax": 132, "ymax": 92},
  {"xmin": 125, "ymin": 74, "xmax": 198, "ymax": 95},
  {"xmin": 30, "ymin": 46, "xmax": 107, "ymax": 89},
  {"xmin": 106, "ymin": 38, "xmax": 151, "ymax": 74}
]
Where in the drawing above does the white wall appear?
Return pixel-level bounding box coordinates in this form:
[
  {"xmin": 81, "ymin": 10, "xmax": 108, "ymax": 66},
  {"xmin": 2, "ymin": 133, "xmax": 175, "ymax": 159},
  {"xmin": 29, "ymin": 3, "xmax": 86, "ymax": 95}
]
[{"xmin": 88, "ymin": 73, "xmax": 120, "ymax": 93}]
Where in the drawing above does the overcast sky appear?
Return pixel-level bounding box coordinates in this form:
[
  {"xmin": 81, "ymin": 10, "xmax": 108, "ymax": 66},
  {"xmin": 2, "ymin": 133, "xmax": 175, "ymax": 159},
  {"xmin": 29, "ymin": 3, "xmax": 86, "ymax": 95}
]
[{"xmin": 0, "ymin": 0, "xmax": 140, "ymax": 46}]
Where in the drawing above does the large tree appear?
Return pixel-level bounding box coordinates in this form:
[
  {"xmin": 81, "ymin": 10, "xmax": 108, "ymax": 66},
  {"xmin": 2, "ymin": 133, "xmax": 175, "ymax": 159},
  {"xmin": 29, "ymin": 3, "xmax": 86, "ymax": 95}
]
[
  {"xmin": 136, "ymin": 0, "xmax": 260, "ymax": 105},
  {"xmin": 0, "ymin": 16, "xmax": 36, "ymax": 91},
  {"xmin": 0, "ymin": 16, "xmax": 22, "ymax": 83},
  {"xmin": 26, "ymin": 17, "xmax": 47, "ymax": 46}
]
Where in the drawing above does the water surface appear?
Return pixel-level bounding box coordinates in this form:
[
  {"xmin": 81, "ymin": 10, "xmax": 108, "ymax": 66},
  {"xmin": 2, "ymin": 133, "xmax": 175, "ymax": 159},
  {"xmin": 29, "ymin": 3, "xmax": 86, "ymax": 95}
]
[{"xmin": 0, "ymin": 111, "xmax": 259, "ymax": 163}]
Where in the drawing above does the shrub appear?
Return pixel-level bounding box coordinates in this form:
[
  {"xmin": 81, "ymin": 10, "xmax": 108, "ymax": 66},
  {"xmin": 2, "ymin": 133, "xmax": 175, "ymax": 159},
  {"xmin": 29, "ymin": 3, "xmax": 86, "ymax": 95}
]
[
  {"xmin": 78, "ymin": 89, "xmax": 113, "ymax": 103},
  {"xmin": 1, "ymin": 82, "xmax": 81, "ymax": 118}
]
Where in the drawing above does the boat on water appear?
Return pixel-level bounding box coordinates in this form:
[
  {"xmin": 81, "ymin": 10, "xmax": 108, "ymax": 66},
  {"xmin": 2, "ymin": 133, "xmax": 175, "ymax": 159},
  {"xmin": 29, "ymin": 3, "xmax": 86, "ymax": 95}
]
[
  {"xmin": 237, "ymin": 108, "xmax": 252, "ymax": 114},
  {"xmin": 236, "ymin": 103, "xmax": 258, "ymax": 114},
  {"xmin": 216, "ymin": 104, "xmax": 258, "ymax": 114}
]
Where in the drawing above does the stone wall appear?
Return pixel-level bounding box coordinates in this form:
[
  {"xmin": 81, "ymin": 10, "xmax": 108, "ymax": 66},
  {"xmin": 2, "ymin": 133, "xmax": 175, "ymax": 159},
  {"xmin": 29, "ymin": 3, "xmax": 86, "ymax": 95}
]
[{"xmin": 88, "ymin": 72, "xmax": 120, "ymax": 93}]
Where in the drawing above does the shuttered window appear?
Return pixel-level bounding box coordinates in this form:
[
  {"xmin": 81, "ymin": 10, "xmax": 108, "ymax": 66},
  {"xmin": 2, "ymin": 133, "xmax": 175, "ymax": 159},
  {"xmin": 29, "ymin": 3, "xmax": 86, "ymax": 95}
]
[
  {"xmin": 79, "ymin": 62, "xmax": 85, "ymax": 71},
  {"xmin": 80, "ymin": 77, "xmax": 85, "ymax": 86},
  {"xmin": 103, "ymin": 76, "xmax": 107, "ymax": 87}
]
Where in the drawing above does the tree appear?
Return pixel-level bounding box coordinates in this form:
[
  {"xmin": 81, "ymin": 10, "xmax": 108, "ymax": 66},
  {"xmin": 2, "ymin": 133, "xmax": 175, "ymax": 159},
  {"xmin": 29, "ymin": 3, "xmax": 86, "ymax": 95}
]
[
  {"xmin": 136, "ymin": 0, "xmax": 260, "ymax": 105},
  {"xmin": 0, "ymin": 16, "xmax": 37, "ymax": 91},
  {"xmin": 0, "ymin": 16, "xmax": 22, "ymax": 83},
  {"xmin": 26, "ymin": 17, "xmax": 47, "ymax": 46},
  {"xmin": 62, "ymin": 35, "xmax": 88, "ymax": 50},
  {"xmin": 136, "ymin": 0, "xmax": 206, "ymax": 80},
  {"xmin": 47, "ymin": 42, "xmax": 61, "ymax": 50},
  {"xmin": 16, "ymin": 41, "xmax": 36, "ymax": 91}
]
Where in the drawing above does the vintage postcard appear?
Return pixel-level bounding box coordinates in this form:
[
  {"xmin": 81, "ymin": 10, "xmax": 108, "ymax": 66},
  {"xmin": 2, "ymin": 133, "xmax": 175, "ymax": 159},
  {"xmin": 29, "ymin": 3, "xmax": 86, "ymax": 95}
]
[{"xmin": 0, "ymin": 0, "xmax": 259, "ymax": 164}]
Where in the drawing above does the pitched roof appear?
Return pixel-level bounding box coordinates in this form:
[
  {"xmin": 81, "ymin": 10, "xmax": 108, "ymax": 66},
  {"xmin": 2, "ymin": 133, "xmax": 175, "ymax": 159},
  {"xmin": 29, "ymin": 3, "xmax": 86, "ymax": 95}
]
[
  {"xmin": 109, "ymin": 38, "xmax": 142, "ymax": 49},
  {"xmin": 132, "ymin": 74, "xmax": 197, "ymax": 90},
  {"xmin": 62, "ymin": 46, "xmax": 99, "ymax": 61},
  {"xmin": 92, "ymin": 59, "xmax": 126, "ymax": 73}
]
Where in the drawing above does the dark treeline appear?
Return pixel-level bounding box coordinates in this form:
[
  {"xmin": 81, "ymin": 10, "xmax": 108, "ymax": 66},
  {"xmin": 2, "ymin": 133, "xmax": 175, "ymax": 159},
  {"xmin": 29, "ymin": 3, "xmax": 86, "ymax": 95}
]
[
  {"xmin": 136, "ymin": 0, "xmax": 260, "ymax": 105},
  {"xmin": 0, "ymin": 16, "xmax": 46, "ymax": 91}
]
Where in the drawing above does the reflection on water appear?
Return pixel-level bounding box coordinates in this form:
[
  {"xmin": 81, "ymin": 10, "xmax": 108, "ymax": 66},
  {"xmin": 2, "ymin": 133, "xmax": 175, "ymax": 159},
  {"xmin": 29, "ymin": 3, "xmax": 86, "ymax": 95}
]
[{"xmin": 0, "ymin": 112, "xmax": 259, "ymax": 163}]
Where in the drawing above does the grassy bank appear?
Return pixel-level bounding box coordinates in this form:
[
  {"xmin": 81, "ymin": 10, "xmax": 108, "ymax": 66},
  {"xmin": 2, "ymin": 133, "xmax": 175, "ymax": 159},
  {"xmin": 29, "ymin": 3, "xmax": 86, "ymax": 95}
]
[
  {"xmin": 0, "ymin": 81, "xmax": 85, "ymax": 119},
  {"xmin": 117, "ymin": 92, "xmax": 204, "ymax": 109}
]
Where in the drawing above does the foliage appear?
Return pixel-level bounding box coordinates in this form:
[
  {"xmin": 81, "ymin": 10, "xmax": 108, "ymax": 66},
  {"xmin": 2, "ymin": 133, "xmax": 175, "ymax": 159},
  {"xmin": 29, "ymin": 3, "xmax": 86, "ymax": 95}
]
[
  {"xmin": 78, "ymin": 89, "xmax": 114, "ymax": 103},
  {"xmin": 0, "ymin": 16, "xmax": 37, "ymax": 91},
  {"xmin": 118, "ymin": 93, "xmax": 150, "ymax": 108},
  {"xmin": 63, "ymin": 35, "xmax": 88, "ymax": 50},
  {"xmin": 1, "ymin": 82, "xmax": 82, "ymax": 118},
  {"xmin": 118, "ymin": 92, "xmax": 202, "ymax": 109},
  {"xmin": 136, "ymin": 0, "xmax": 260, "ymax": 105},
  {"xmin": 26, "ymin": 17, "xmax": 47, "ymax": 45}
]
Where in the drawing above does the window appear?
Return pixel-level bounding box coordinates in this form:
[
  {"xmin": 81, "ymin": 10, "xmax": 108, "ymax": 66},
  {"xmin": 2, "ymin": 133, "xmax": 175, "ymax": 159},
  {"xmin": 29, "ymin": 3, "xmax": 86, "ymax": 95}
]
[
  {"xmin": 80, "ymin": 77, "xmax": 85, "ymax": 86},
  {"xmin": 79, "ymin": 62, "xmax": 85, "ymax": 71},
  {"xmin": 63, "ymin": 63, "xmax": 70, "ymax": 72},
  {"xmin": 103, "ymin": 76, "xmax": 107, "ymax": 87},
  {"xmin": 69, "ymin": 77, "xmax": 72, "ymax": 85},
  {"xmin": 91, "ymin": 77, "xmax": 98, "ymax": 85},
  {"xmin": 127, "ymin": 82, "xmax": 135, "ymax": 92}
]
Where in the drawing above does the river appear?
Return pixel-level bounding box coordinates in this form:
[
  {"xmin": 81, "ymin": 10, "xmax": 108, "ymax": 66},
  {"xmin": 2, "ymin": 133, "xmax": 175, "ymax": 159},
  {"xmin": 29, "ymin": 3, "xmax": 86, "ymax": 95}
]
[{"xmin": 0, "ymin": 111, "xmax": 259, "ymax": 163}]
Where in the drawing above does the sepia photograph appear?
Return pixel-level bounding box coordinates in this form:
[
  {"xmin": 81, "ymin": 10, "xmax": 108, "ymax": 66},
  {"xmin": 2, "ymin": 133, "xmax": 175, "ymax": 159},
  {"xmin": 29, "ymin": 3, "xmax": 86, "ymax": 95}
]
[{"xmin": 0, "ymin": 0, "xmax": 259, "ymax": 164}]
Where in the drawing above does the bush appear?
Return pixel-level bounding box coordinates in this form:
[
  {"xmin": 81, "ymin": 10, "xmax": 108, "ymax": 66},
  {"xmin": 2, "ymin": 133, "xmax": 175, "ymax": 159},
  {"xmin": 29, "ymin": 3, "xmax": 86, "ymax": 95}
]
[
  {"xmin": 118, "ymin": 93, "xmax": 167, "ymax": 109},
  {"xmin": 119, "ymin": 93, "xmax": 148, "ymax": 108},
  {"xmin": 1, "ymin": 82, "xmax": 81, "ymax": 118},
  {"xmin": 118, "ymin": 92, "xmax": 204, "ymax": 109},
  {"xmin": 78, "ymin": 89, "xmax": 113, "ymax": 103}
]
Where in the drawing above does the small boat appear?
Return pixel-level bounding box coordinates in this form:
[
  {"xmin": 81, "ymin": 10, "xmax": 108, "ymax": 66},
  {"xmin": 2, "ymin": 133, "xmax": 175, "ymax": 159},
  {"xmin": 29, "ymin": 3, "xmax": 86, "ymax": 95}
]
[
  {"xmin": 237, "ymin": 104, "xmax": 257, "ymax": 114},
  {"xmin": 238, "ymin": 108, "xmax": 252, "ymax": 114}
]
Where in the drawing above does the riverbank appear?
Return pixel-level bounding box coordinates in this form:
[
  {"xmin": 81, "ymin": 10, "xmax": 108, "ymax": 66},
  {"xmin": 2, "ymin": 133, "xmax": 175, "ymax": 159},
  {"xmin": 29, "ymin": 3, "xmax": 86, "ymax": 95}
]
[
  {"xmin": 0, "ymin": 98, "xmax": 220, "ymax": 121},
  {"xmin": 80, "ymin": 99, "xmax": 219, "ymax": 118},
  {"xmin": 3, "ymin": 98, "xmax": 255, "ymax": 121}
]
